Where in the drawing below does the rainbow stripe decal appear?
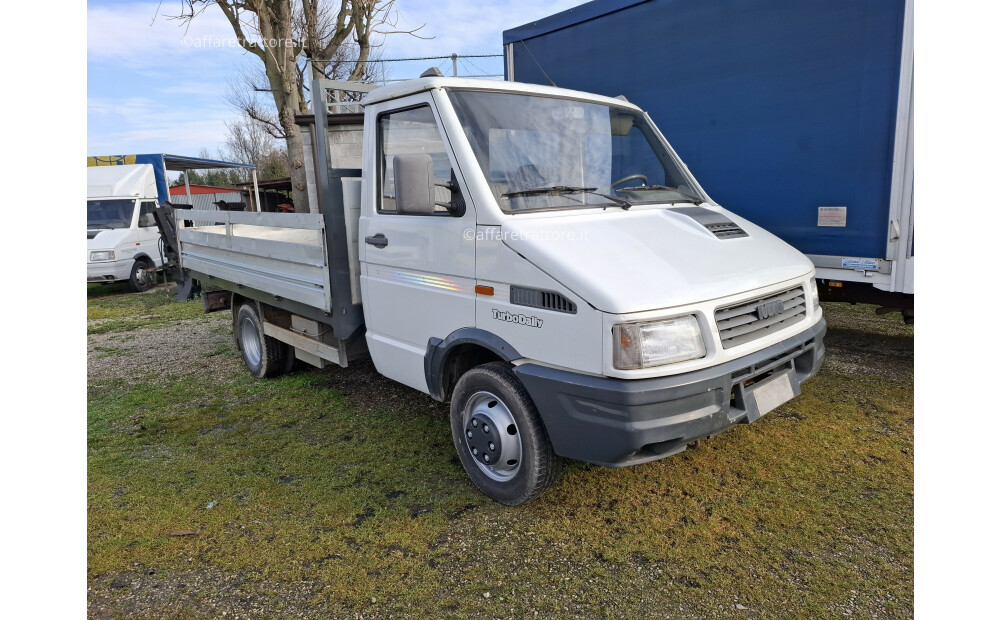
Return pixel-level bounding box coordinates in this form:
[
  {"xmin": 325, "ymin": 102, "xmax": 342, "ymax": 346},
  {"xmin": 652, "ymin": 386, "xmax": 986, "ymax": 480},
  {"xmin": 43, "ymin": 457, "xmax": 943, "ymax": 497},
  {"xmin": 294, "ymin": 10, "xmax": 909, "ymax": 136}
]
[{"xmin": 378, "ymin": 268, "xmax": 465, "ymax": 292}]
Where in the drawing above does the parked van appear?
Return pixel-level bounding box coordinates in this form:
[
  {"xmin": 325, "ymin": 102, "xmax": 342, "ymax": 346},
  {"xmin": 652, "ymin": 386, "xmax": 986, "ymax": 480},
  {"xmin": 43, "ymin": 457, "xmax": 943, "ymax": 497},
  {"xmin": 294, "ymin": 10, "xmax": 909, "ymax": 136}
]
[{"xmin": 87, "ymin": 164, "xmax": 163, "ymax": 291}]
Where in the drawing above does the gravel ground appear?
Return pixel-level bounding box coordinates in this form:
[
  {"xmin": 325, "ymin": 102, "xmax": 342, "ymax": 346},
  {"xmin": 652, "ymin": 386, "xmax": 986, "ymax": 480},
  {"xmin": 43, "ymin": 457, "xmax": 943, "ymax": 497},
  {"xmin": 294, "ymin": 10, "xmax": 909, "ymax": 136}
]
[{"xmin": 88, "ymin": 314, "xmax": 240, "ymax": 384}]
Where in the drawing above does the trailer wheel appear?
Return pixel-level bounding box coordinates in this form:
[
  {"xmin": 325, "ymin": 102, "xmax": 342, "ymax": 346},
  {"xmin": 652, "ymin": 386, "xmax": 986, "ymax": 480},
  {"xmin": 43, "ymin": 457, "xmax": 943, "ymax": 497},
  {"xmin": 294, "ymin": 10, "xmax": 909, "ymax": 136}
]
[
  {"xmin": 236, "ymin": 303, "xmax": 285, "ymax": 378},
  {"xmin": 450, "ymin": 362, "xmax": 562, "ymax": 505},
  {"xmin": 127, "ymin": 258, "xmax": 155, "ymax": 292}
]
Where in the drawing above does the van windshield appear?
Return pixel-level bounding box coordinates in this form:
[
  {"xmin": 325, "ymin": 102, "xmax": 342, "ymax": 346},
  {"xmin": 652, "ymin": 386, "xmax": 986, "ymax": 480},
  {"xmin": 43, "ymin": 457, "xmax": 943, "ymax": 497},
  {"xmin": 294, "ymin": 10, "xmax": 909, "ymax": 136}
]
[
  {"xmin": 448, "ymin": 90, "xmax": 703, "ymax": 213},
  {"xmin": 88, "ymin": 199, "xmax": 135, "ymax": 229}
]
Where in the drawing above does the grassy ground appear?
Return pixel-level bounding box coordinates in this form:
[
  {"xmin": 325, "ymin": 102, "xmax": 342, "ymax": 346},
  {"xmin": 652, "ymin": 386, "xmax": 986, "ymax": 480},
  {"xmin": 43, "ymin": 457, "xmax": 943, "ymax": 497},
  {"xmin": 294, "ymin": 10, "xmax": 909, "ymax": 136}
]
[{"xmin": 87, "ymin": 284, "xmax": 913, "ymax": 619}]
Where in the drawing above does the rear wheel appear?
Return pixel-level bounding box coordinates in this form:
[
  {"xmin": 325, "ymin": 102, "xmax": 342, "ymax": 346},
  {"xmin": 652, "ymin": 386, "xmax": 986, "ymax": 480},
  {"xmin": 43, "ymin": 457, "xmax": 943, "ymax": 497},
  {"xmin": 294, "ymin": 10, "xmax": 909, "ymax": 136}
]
[
  {"xmin": 236, "ymin": 303, "xmax": 286, "ymax": 378},
  {"xmin": 450, "ymin": 362, "xmax": 562, "ymax": 505},
  {"xmin": 280, "ymin": 343, "xmax": 299, "ymax": 374},
  {"xmin": 127, "ymin": 258, "xmax": 155, "ymax": 292}
]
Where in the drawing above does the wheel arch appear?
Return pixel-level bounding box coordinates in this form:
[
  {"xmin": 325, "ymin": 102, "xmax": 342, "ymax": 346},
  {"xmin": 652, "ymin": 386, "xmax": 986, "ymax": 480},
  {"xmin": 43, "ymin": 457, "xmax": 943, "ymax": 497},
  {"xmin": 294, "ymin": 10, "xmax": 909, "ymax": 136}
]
[{"xmin": 425, "ymin": 328, "xmax": 522, "ymax": 402}]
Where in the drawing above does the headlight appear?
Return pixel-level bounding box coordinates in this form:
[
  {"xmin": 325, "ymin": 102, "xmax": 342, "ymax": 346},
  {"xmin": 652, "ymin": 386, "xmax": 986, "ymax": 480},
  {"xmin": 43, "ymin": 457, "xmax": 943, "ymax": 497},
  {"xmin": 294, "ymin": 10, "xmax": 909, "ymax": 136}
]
[
  {"xmin": 613, "ymin": 315, "xmax": 706, "ymax": 370},
  {"xmin": 90, "ymin": 250, "xmax": 115, "ymax": 261},
  {"xmin": 808, "ymin": 277, "xmax": 820, "ymax": 310}
]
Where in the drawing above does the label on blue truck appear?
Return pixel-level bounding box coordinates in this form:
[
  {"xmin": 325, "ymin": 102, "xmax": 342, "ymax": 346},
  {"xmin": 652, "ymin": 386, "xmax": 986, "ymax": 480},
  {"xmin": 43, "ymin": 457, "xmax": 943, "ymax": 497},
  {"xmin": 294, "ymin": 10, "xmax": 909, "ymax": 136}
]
[
  {"xmin": 817, "ymin": 206, "xmax": 847, "ymax": 227},
  {"xmin": 842, "ymin": 257, "xmax": 879, "ymax": 271}
]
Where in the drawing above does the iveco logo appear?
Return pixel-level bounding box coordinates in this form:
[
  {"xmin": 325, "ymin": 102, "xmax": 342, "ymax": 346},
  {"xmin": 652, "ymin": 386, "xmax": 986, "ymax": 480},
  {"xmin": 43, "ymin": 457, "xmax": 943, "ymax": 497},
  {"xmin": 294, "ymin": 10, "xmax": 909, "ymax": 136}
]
[{"xmin": 755, "ymin": 299, "xmax": 785, "ymax": 320}]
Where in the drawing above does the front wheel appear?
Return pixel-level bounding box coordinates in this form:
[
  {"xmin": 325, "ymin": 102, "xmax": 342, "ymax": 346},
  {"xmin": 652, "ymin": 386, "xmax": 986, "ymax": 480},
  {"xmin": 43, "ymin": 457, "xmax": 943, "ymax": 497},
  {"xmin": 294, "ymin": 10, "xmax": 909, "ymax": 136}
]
[
  {"xmin": 127, "ymin": 258, "xmax": 155, "ymax": 292},
  {"xmin": 450, "ymin": 362, "xmax": 562, "ymax": 505}
]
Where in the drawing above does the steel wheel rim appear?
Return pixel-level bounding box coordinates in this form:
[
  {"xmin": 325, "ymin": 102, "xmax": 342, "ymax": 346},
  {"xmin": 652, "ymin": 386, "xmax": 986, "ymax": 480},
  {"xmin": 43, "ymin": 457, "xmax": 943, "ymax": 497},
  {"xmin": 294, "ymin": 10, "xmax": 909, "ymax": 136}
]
[
  {"xmin": 135, "ymin": 264, "xmax": 151, "ymax": 288},
  {"xmin": 461, "ymin": 390, "xmax": 522, "ymax": 482},
  {"xmin": 240, "ymin": 316, "xmax": 262, "ymax": 367}
]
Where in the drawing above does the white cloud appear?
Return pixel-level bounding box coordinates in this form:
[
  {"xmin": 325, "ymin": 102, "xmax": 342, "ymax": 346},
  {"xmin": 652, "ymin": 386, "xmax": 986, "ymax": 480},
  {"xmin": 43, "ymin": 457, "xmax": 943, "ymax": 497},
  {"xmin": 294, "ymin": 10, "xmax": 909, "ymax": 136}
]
[
  {"xmin": 87, "ymin": 96, "xmax": 233, "ymax": 156},
  {"xmin": 88, "ymin": 1, "xmax": 252, "ymax": 71}
]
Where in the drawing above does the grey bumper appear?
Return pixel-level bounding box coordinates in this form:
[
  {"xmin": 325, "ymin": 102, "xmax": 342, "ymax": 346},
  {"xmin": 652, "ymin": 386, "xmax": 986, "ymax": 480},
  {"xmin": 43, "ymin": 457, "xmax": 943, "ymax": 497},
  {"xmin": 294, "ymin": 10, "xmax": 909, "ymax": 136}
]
[{"xmin": 515, "ymin": 318, "xmax": 826, "ymax": 467}]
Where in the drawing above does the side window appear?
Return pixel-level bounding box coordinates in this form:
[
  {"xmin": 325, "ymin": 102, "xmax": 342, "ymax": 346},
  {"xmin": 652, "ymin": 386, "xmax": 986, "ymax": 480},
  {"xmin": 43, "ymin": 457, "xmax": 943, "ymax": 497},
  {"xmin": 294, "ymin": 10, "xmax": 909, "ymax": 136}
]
[
  {"xmin": 138, "ymin": 201, "xmax": 157, "ymax": 227},
  {"xmin": 378, "ymin": 105, "xmax": 458, "ymax": 214}
]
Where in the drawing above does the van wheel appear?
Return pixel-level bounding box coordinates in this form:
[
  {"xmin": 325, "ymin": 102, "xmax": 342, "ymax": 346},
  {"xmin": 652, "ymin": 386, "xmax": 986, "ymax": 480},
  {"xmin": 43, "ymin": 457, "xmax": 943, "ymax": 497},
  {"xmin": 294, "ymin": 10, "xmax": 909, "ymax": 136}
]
[
  {"xmin": 450, "ymin": 362, "xmax": 562, "ymax": 505},
  {"xmin": 236, "ymin": 303, "xmax": 285, "ymax": 378},
  {"xmin": 127, "ymin": 258, "xmax": 155, "ymax": 292}
]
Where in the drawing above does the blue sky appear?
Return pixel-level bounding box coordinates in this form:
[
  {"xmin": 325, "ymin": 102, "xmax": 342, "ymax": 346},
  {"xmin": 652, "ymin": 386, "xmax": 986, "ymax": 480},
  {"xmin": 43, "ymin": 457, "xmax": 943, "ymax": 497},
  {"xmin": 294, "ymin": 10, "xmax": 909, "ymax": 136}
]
[{"xmin": 87, "ymin": 0, "xmax": 582, "ymax": 157}]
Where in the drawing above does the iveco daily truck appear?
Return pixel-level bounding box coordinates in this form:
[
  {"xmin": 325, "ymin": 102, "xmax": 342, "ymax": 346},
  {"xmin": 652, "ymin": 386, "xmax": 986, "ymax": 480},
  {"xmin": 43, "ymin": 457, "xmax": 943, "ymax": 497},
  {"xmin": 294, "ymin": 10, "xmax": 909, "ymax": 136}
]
[
  {"xmin": 87, "ymin": 164, "xmax": 164, "ymax": 292},
  {"xmin": 156, "ymin": 77, "xmax": 826, "ymax": 504}
]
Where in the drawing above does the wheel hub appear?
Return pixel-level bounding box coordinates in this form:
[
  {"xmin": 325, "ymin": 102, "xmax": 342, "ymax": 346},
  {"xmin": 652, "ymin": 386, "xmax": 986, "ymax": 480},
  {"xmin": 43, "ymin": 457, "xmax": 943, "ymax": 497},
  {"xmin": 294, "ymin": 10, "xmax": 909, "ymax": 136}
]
[
  {"xmin": 239, "ymin": 316, "xmax": 262, "ymax": 367},
  {"xmin": 462, "ymin": 391, "xmax": 522, "ymax": 482},
  {"xmin": 135, "ymin": 264, "xmax": 153, "ymax": 286}
]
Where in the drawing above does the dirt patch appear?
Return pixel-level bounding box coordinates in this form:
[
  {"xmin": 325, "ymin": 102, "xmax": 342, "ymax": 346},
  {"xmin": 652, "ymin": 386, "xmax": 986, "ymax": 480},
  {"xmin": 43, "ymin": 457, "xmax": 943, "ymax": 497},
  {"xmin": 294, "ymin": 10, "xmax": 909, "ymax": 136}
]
[{"xmin": 87, "ymin": 314, "xmax": 240, "ymax": 384}]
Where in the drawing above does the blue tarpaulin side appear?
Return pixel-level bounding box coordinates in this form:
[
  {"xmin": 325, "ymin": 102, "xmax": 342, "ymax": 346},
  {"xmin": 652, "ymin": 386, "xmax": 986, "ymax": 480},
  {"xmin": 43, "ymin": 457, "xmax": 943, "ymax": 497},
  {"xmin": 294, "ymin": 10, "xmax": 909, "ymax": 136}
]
[{"xmin": 504, "ymin": 0, "xmax": 906, "ymax": 259}]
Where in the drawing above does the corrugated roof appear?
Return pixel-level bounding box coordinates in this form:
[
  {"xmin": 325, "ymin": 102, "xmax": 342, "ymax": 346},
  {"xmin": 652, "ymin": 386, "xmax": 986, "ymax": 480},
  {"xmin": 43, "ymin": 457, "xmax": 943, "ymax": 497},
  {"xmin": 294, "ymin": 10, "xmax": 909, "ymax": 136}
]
[
  {"xmin": 160, "ymin": 154, "xmax": 255, "ymax": 171},
  {"xmin": 168, "ymin": 184, "xmax": 242, "ymax": 195}
]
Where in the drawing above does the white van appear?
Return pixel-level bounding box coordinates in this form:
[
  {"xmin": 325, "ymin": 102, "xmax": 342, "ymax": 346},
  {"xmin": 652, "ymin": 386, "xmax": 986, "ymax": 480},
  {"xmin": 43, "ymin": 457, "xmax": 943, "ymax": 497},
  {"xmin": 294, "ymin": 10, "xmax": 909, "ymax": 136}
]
[{"xmin": 87, "ymin": 164, "xmax": 163, "ymax": 291}]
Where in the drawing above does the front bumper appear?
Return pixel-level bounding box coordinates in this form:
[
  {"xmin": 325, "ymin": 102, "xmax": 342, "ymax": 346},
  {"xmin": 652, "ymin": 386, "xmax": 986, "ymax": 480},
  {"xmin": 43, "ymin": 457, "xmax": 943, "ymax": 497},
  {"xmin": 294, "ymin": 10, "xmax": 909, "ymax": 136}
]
[
  {"xmin": 515, "ymin": 318, "xmax": 826, "ymax": 467},
  {"xmin": 87, "ymin": 259, "xmax": 132, "ymax": 282}
]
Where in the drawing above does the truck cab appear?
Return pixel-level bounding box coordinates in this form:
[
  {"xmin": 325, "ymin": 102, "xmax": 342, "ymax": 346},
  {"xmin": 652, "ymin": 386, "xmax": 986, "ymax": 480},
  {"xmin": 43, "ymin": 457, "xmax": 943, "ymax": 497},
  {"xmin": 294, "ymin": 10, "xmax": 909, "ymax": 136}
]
[
  {"xmin": 356, "ymin": 78, "xmax": 825, "ymax": 501},
  {"xmin": 87, "ymin": 164, "xmax": 163, "ymax": 291},
  {"xmin": 163, "ymin": 77, "xmax": 826, "ymax": 504}
]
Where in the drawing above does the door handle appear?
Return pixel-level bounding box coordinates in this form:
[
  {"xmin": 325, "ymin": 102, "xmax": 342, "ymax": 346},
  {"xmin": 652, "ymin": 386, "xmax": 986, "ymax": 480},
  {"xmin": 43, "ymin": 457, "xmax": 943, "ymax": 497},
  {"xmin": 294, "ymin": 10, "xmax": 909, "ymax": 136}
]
[{"xmin": 365, "ymin": 233, "xmax": 388, "ymax": 248}]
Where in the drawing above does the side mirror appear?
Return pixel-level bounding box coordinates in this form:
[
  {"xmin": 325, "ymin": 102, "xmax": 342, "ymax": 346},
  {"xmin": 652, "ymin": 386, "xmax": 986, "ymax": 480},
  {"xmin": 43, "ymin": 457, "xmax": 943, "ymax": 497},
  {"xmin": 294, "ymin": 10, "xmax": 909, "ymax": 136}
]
[{"xmin": 393, "ymin": 154, "xmax": 435, "ymax": 215}]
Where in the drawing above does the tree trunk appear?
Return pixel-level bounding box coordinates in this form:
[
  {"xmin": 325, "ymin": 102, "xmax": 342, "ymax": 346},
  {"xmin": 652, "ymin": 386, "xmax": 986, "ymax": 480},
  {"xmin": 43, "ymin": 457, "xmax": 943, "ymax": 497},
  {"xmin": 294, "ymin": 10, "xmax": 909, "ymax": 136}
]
[
  {"xmin": 254, "ymin": 0, "xmax": 311, "ymax": 213},
  {"xmin": 280, "ymin": 106, "xmax": 310, "ymax": 213}
]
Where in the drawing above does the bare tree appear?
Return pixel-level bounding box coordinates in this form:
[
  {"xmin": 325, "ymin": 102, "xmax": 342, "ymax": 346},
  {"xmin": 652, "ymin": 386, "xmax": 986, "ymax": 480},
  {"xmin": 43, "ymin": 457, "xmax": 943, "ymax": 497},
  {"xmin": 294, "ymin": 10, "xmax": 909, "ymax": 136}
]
[
  {"xmin": 221, "ymin": 110, "xmax": 290, "ymax": 182},
  {"xmin": 224, "ymin": 113, "xmax": 274, "ymax": 175},
  {"xmin": 175, "ymin": 1, "xmax": 422, "ymax": 212}
]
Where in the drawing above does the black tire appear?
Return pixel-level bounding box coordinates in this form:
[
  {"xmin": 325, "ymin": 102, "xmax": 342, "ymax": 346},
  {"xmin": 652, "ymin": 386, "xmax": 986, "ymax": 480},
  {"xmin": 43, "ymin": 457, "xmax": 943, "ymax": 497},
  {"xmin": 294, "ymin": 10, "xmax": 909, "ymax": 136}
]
[
  {"xmin": 280, "ymin": 343, "xmax": 299, "ymax": 374},
  {"xmin": 127, "ymin": 258, "xmax": 155, "ymax": 292},
  {"xmin": 450, "ymin": 362, "xmax": 562, "ymax": 505},
  {"xmin": 235, "ymin": 303, "xmax": 286, "ymax": 378}
]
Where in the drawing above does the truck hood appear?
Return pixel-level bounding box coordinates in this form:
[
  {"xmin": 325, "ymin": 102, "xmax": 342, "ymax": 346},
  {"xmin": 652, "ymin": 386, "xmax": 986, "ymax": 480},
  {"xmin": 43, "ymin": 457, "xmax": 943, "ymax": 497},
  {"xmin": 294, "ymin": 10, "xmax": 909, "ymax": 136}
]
[
  {"xmin": 501, "ymin": 206, "xmax": 814, "ymax": 314},
  {"xmin": 87, "ymin": 228, "xmax": 130, "ymax": 250}
]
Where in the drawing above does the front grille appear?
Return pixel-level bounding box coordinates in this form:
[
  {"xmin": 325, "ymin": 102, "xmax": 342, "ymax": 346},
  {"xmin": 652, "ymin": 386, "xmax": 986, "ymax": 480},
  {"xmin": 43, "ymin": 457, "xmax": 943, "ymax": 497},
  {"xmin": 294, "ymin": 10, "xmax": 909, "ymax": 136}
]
[{"xmin": 715, "ymin": 285, "xmax": 807, "ymax": 349}]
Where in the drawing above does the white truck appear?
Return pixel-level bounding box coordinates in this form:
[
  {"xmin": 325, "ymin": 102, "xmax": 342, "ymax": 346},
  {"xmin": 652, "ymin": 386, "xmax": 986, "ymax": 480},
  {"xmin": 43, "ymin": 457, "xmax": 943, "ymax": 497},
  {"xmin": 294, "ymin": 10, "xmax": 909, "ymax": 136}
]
[
  {"xmin": 87, "ymin": 164, "xmax": 163, "ymax": 292},
  {"xmin": 156, "ymin": 76, "xmax": 826, "ymax": 504}
]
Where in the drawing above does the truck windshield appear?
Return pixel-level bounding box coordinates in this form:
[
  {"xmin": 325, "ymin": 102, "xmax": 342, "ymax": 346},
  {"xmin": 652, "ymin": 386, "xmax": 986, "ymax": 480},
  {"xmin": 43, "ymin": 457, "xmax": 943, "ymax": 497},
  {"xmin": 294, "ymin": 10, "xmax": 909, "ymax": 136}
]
[
  {"xmin": 448, "ymin": 90, "xmax": 703, "ymax": 213},
  {"xmin": 88, "ymin": 199, "xmax": 136, "ymax": 229}
]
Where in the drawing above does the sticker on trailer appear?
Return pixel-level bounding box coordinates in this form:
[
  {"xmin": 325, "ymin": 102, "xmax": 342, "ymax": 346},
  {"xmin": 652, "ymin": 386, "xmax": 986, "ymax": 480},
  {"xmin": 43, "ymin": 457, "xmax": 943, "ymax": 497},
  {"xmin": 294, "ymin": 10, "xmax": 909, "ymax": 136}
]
[
  {"xmin": 817, "ymin": 206, "xmax": 847, "ymax": 227},
  {"xmin": 842, "ymin": 257, "xmax": 879, "ymax": 270}
]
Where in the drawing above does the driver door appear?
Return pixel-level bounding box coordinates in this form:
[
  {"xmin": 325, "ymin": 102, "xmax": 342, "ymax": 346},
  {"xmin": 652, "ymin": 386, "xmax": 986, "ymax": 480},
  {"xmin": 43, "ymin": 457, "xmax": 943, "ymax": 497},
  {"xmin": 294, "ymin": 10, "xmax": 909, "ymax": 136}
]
[{"xmin": 359, "ymin": 95, "xmax": 477, "ymax": 393}]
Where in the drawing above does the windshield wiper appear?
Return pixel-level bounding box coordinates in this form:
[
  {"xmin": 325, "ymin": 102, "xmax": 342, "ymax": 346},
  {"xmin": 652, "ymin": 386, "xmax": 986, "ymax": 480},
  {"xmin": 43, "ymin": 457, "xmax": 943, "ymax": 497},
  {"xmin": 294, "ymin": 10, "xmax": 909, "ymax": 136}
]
[
  {"xmin": 617, "ymin": 185, "xmax": 704, "ymax": 205},
  {"xmin": 502, "ymin": 185, "xmax": 634, "ymax": 210},
  {"xmin": 88, "ymin": 223, "xmax": 112, "ymax": 229}
]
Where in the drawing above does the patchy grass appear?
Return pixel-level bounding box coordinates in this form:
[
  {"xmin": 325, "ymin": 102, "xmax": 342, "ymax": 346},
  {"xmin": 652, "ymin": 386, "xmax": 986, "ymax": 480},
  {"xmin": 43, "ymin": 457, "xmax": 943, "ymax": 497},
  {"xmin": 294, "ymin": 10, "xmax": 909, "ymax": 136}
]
[
  {"xmin": 88, "ymin": 300, "xmax": 913, "ymax": 618},
  {"xmin": 87, "ymin": 283, "xmax": 204, "ymax": 334}
]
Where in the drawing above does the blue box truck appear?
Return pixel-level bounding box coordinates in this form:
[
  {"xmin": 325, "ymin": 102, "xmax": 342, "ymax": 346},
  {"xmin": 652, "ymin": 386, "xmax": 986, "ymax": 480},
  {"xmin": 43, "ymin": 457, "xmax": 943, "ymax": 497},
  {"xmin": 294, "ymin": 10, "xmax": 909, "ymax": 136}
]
[{"xmin": 503, "ymin": 0, "xmax": 913, "ymax": 321}]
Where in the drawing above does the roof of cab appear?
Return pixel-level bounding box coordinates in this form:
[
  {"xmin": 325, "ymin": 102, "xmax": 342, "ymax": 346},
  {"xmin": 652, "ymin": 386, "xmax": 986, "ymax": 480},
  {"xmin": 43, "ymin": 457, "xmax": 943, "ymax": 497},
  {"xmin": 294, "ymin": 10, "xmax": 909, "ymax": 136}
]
[
  {"xmin": 87, "ymin": 163, "xmax": 157, "ymax": 199},
  {"xmin": 363, "ymin": 76, "xmax": 642, "ymax": 111}
]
